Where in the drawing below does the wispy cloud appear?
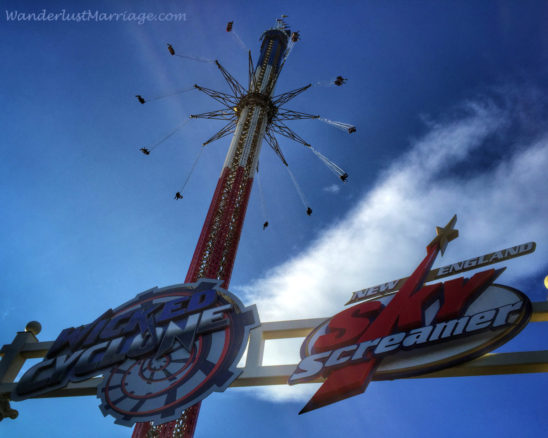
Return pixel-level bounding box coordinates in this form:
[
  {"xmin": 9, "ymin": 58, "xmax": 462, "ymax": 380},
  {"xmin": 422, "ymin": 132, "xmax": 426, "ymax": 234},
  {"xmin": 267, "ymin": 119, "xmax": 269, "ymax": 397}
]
[
  {"xmin": 323, "ymin": 184, "xmax": 341, "ymax": 194},
  {"xmin": 235, "ymin": 91, "xmax": 548, "ymax": 401}
]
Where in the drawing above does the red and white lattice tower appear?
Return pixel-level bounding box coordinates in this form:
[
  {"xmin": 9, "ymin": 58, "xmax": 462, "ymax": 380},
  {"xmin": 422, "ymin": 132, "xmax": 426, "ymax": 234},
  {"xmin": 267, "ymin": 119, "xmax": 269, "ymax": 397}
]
[{"xmin": 133, "ymin": 19, "xmax": 295, "ymax": 438}]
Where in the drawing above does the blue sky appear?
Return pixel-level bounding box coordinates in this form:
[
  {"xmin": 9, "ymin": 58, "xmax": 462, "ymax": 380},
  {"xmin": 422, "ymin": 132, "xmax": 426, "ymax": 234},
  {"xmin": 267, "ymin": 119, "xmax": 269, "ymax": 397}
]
[{"xmin": 2, "ymin": 0, "xmax": 548, "ymax": 436}]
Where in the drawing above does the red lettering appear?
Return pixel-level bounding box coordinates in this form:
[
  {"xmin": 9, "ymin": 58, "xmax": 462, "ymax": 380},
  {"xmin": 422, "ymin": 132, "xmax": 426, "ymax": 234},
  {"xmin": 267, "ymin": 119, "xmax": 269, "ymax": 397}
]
[
  {"xmin": 313, "ymin": 301, "xmax": 382, "ymax": 354},
  {"xmin": 436, "ymin": 269, "xmax": 501, "ymax": 321},
  {"xmin": 302, "ymin": 245, "xmax": 442, "ymax": 413},
  {"xmin": 390, "ymin": 283, "xmax": 442, "ymax": 332}
]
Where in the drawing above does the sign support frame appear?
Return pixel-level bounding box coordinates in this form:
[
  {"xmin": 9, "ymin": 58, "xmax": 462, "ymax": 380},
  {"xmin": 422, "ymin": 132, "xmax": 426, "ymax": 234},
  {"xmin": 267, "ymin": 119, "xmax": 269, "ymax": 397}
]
[{"xmin": 2, "ymin": 300, "xmax": 548, "ymax": 408}]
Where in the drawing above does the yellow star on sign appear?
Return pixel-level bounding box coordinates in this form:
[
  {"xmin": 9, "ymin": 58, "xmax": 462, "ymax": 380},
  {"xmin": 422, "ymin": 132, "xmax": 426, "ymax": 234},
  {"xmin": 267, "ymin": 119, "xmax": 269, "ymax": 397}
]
[{"xmin": 427, "ymin": 214, "xmax": 459, "ymax": 255}]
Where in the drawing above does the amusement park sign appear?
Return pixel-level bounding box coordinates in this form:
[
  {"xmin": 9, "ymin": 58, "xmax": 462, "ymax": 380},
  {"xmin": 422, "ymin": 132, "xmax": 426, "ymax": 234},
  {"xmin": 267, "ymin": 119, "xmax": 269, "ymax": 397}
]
[
  {"xmin": 290, "ymin": 216, "xmax": 533, "ymax": 413},
  {"xmin": 1, "ymin": 215, "xmax": 539, "ymax": 426},
  {"xmin": 11, "ymin": 279, "xmax": 259, "ymax": 426}
]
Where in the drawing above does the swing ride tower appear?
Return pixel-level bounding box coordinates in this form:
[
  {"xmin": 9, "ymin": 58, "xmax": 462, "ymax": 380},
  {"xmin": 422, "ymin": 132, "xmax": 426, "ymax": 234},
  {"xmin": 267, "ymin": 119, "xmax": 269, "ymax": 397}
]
[
  {"xmin": 133, "ymin": 16, "xmax": 356, "ymax": 437},
  {"xmin": 184, "ymin": 30, "xmax": 287, "ymax": 289},
  {"xmin": 0, "ymin": 17, "xmax": 356, "ymax": 438},
  {"xmin": 133, "ymin": 18, "xmax": 317, "ymax": 438}
]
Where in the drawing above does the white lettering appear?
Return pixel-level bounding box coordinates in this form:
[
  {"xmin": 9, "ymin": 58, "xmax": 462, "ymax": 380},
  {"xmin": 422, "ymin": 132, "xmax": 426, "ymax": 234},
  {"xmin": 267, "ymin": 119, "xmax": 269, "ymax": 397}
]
[
  {"xmin": 289, "ymin": 352, "xmax": 330, "ymax": 383},
  {"xmin": 489, "ymin": 251, "xmax": 504, "ymax": 263},
  {"xmin": 466, "ymin": 310, "xmax": 496, "ymax": 332},
  {"xmin": 477, "ymin": 255, "xmax": 488, "ymax": 265},
  {"xmin": 430, "ymin": 317, "xmax": 468, "ymax": 341},
  {"xmin": 493, "ymin": 301, "xmax": 523, "ymax": 327},
  {"xmin": 380, "ymin": 280, "xmax": 399, "ymax": 292},
  {"xmin": 402, "ymin": 326, "xmax": 432, "ymax": 347},
  {"xmin": 374, "ymin": 333, "xmax": 405, "ymax": 355},
  {"xmin": 438, "ymin": 265, "xmax": 450, "ymax": 275},
  {"xmin": 463, "ymin": 258, "xmax": 477, "ymax": 269},
  {"xmin": 325, "ymin": 345, "xmax": 358, "ymax": 367},
  {"xmin": 351, "ymin": 338, "xmax": 380, "ymax": 361},
  {"xmin": 505, "ymin": 246, "xmax": 519, "ymax": 256}
]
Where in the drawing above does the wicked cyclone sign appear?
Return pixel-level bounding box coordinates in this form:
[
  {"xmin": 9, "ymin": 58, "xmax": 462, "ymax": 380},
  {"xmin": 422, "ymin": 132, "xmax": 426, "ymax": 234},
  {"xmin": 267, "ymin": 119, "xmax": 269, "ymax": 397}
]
[{"xmin": 11, "ymin": 279, "xmax": 259, "ymax": 426}]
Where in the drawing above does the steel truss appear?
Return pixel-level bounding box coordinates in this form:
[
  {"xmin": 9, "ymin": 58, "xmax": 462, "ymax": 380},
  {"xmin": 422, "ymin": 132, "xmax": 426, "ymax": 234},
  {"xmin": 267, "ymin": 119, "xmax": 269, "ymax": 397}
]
[
  {"xmin": 270, "ymin": 121, "xmax": 311, "ymax": 147},
  {"xmin": 193, "ymin": 84, "xmax": 239, "ymax": 108},
  {"xmin": 202, "ymin": 120, "xmax": 237, "ymax": 146},
  {"xmin": 190, "ymin": 109, "xmax": 236, "ymax": 121},
  {"xmin": 2, "ymin": 301, "xmax": 548, "ymax": 405},
  {"xmin": 214, "ymin": 60, "xmax": 247, "ymax": 98},
  {"xmin": 192, "ymin": 57, "xmax": 352, "ymax": 189},
  {"xmin": 275, "ymin": 108, "xmax": 319, "ymax": 121},
  {"xmin": 264, "ymin": 130, "xmax": 288, "ymax": 166},
  {"xmin": 272, "ymin": 84, "xmax": 312, "ymax": 106}
]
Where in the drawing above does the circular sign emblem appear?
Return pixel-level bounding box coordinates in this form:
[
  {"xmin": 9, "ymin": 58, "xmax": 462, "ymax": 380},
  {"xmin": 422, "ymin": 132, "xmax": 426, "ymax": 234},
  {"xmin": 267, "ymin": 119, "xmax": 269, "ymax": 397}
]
[
  {"xmin": 11, "ymin": 279, "xmax": 259, "ymax": 427},
  {"xmin": 96, "ymin": 279, "xmax": 259, "ymax": 426}
]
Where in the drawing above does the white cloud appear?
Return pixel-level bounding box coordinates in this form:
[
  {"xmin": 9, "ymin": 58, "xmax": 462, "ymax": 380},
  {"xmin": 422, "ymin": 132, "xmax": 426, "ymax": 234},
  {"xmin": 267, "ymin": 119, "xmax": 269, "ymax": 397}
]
[
  {"xmin": 235, "ymin": 95, "xmax": 548, "ymax": 402},
  {"xmin": 323, "ymin": 184, "xmax": 341, "ymax": 194}
]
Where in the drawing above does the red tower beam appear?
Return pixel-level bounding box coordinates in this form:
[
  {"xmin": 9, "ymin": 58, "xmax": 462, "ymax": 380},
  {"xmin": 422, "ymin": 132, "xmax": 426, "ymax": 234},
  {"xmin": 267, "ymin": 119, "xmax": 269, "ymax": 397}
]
[{"xmin": 132, "ymin": 20, "xmax": 291, "ymax": 438}]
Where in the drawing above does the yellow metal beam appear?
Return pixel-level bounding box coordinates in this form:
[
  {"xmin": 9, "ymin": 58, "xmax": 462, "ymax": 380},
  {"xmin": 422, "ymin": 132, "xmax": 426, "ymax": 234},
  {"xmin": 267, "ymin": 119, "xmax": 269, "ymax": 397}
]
[{"xmin": 1, "ymin": 302, "xmax": 548, "ymax": 397}]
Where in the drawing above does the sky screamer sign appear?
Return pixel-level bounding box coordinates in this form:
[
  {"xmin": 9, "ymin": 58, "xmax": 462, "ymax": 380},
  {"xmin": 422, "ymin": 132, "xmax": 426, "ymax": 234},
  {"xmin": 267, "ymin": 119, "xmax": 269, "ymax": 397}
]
[{"xmin": 289, "ymin": 215, "xmax": 533, "ymax": 413}]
